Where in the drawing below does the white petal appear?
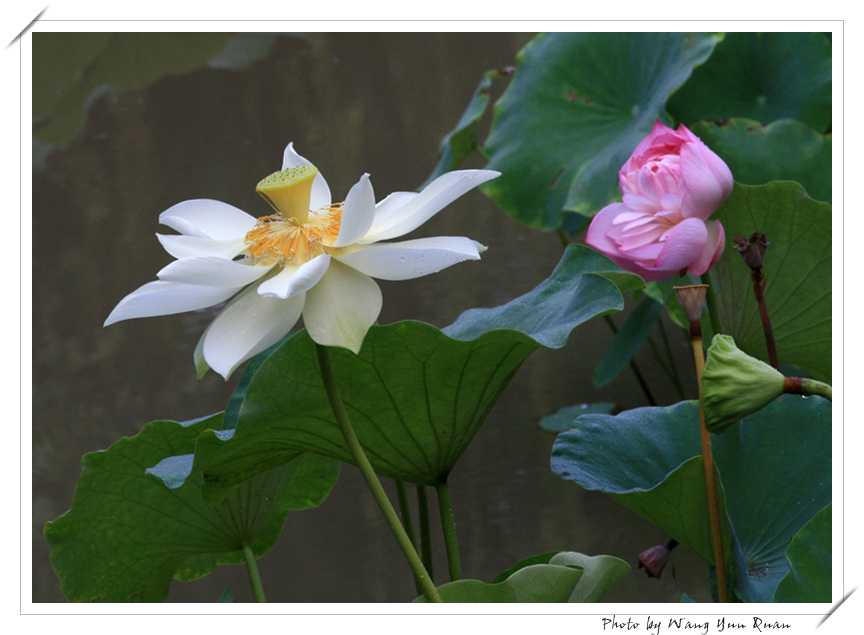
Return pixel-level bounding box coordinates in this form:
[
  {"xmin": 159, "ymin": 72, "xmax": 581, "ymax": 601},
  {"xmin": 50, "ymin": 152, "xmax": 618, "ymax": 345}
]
[
  {"xmin": 159, "ymin": 199, "xmax": 257, "ymax": 239},
  {"xmin": 104, "ymin": 280, "xmax": 240, "ymax": 326},
  {"xmin": 335, "ymin": 236, "xmax": 481, "ymax": 281},
  {"xmin": 333, "ymin": 173, "xmax": 376, "ymax": 247},
  {"xmin": 372, "ymin": 191, "xmax": 417, "ymax": 225},
  {"xmin": 193, "ymin": 323, "xmax": 211, "ymax": 379},
  {"xmin": 303, "ymin": 261, "xmax": 382, "ymax": 354},
  {"xmin": 257, "ymin": 254, "xmax": 331, "ymax": 299},
  {"xmin": 202, "ymin": 283, "xmax": 305, "ymax": 379},
  {"xmin": 156, "ymin": 234, "xmax": 249, "ymax": 260},
  {"xmin": 157, "ymin": 256, "xmax": 273, "ymax": 287},
  {"xmin": 282, "ymin": 142, "xmax": 332, "ymax": 210},
  {"xmin": 361, "ymin": 169, "xmax": 500, "ymax": 242}
]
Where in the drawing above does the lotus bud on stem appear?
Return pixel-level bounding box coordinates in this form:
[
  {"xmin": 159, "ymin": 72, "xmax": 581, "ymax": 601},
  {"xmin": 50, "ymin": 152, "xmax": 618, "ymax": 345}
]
[
  {"xmin": 701, "ymin": 334, "xmax": 832, "ymax": 434},
  {"xmin": 734, "ymin": 233, "xmax": 778, "ymax": 369},
  {"xmin": 674, "ymin": 285, "xmax": 729, "ymax": 603},
  {"xmin": 637, "ymin": 538, "xmax": 679, "ymax": 578}
]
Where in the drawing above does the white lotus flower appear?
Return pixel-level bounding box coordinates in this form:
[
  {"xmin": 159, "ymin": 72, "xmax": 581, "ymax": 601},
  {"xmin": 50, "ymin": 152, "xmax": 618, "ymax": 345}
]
[{"xmin": 104, "ymin": 143, "xmax": 499, "ymax": 379}]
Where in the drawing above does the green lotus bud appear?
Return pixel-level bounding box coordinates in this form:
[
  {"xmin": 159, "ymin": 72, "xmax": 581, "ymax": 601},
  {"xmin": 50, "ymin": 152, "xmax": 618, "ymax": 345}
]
[{"xmin": 701, "ymin": 334, "xmax": 785, "ymax": 434}]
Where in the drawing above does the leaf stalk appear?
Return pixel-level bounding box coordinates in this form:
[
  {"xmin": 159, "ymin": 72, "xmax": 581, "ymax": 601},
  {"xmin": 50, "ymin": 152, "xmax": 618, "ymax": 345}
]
[{"xmin": 316, "ymin": 343, "xmax": 443, "ymax": 602}]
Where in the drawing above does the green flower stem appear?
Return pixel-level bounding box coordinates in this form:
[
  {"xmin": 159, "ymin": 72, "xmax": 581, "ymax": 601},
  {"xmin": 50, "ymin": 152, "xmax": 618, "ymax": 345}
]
[
  {"xmin": 395, "ymin": 480, "xmax": 417, "ymax": 546},
  {"xmin": 417, "ymin": 485, "xmax": 434, "ymax": 579},
  {"xmin": 396, "ymin": 480, "xmax": 423, "ymax": 596},
  {"xmin": 240, "ymin": 544, "xmax": 267, "ymax": 603},
  {"xmin": 688, "ymin": 332, "xmax": 729, "ymax": 603},
  {"xmin": 436, "ymin": 482, "xmax": 463, "ymax": 581},
  {"xmin": 799, "ymin": 378, "xmax": 833, "ymax": 401},
  {"xmin": 315, "ymin": 343, "xmax": 443, "ymax": 603},
  {"xmin": 751, "ymin": 268, "xmax": 779, "ymax": 369}
]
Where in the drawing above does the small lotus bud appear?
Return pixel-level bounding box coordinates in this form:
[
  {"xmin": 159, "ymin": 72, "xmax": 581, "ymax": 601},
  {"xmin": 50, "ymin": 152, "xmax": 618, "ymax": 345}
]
[
  {"xmin": 674, "ymin": 284, "xmax": 708, "ymax": 324},
  {"xmin": 733, "ymin": 232, "xmax": 770, "ymax": 272},
  {"xmin": 637, "ymin": 539, "xmax": 678, "ymax": 578},
  {"xmin": 701, "ymin": 334, "xmax": 785, "ymax": 433}
]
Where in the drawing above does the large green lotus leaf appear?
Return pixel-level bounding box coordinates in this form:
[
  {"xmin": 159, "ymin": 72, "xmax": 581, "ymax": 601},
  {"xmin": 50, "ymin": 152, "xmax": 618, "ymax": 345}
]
[
  {"xmin": 197, "ymin": 245, "xmax": 642, "ymax": 495},
  {"xmin": 414, "ymin": 551, "xmax": 627, "ymax": 602},
  {"xmin": 667, "ymin": 32, "xmax": 831, "ymax": 132},
  {"xmin": 551, "ymin": 395, "xmax": 831, "ymax": 602},
  {"xmin": 538, "ymin": 402, "xmax": 616, "ymax": 433},
  {"xmin": 32, "ymin": 33, "xmax": 111, "ymax": 122},
  {"xmin": 33, "ymin": 33, "xmax": 276, "ymax": 146},
  {"xmin": 442, "ymin": 245, "xmax": 644, "ymax": 344},
  {"xmin": 481, "ymin": 32, "xmax": 722, "ymax": 229},
  {"xmin": 84, "ymin": 33, "xmax": 234, "ymax": 91},
  {"xmin": 708, "ymin": 182, "xmax": 832, "ymax": 382},
  {"xmin": 774, "ymin": 504, "xmax": 832, "ymax": 602},
  {"xmin": 549, "ymin": 552, "xmax": 631, "ymax": 602},
  {"xmin": 44, "ymin": 414, "xmax": 339, "ymax": 602},
  {"xmin": 491, "ymin": 551, "xmax": 629, "ymax": 602},
  {"xmin": 413, "ymin": 564, "xmax": 584, "ymax": 603},
  {"xmin": 690, "ymin": 119, "xmax": 831, "ymax": 204}
]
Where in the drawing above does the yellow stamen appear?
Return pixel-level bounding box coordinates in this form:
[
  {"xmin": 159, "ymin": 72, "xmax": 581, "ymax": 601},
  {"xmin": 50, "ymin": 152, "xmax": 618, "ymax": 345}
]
[
  {"xmin": 256, "ymin": 166, "xmax": 318, "ymax": 223},
  {"xmin": 245, "ymin": 204, "xmax": 343, "ymax": 266}
]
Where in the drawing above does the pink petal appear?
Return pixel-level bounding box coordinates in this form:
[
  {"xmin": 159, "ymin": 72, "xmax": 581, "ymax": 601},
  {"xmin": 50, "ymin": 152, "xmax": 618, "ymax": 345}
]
[
  {"xmin": 625, "ymin": 121, "xmax": 676, "ymax": 170},
  {"xmin": 618, "ymin": 225, "xmax": 667, "ymax": 251},
  {"xmin": 621, "ymin": 241, "xmax": 664, "ymax": 261},
  {"xmin": 689, "ymin": 220, "xmax": 726, "ymax": 276},
  {"xmin": 651, "ymin": 217, "xmax": 709, "ymax": 272},
  {"xmin": 621, "ymin": 192, "xmax": 659, "ymax": 214},
  {"xmin": 611, "ymin": 210, "xmax": 647, "ymax": 225},
  {"xmin": 585, "ymin": 203, "xmax": 631, "ymax": 256},
  {"xmin": 678, "ymin": 141, "xmax": 734, "ymax": 219}
]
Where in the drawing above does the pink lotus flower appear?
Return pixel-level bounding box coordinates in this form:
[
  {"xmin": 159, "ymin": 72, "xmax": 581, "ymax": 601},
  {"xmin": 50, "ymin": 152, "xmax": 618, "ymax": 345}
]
[{"xmin": 586, "ymin": 121, "xmax": 733, "ymax": 282}]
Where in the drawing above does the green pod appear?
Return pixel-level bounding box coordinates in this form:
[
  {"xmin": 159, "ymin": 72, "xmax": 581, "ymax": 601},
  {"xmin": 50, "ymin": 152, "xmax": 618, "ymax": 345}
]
[{"xmin": 701, "ymin": 334, "xmax": 785, "ymax": 434}]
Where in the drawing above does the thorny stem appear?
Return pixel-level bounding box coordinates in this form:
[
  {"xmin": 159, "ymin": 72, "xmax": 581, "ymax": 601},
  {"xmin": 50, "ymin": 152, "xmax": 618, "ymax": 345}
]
[
  {"xmin": 751, "ymin": 269, "xmax": 779, "ymax": 369},
  {"xmin": 395, "ymin": 480, "xmax": 417, "ymax": 545},
  {"xmin": 436, "ymin": 482, "xmax": 463, "ymax": 581},
  {"xmin": 417, "ymin": 485, "xmax": 434, "ymax": 580},
  {"xmin": 395, "ymin": 480, "xmax": 423, "ymax": 596},
  {"xmin": 688, "ymin": 324, "xmax": 729, "ymax": 603},
  {"xmin": 316, "ymin": 343, "xmax": 443, "ymax": 603},
  {"xmin": 241, "ymin": 544, "xmax": 267, "ymax": 603},
  {"xmin": 733, "ymin": 232, "xmax": 778, "ymax": 369}
]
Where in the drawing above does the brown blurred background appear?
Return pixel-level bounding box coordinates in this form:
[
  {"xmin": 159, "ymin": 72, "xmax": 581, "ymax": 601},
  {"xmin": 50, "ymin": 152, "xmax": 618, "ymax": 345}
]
[{"xmin": 32, "ymin": 31, "xmax": 705, "ymax": 603}]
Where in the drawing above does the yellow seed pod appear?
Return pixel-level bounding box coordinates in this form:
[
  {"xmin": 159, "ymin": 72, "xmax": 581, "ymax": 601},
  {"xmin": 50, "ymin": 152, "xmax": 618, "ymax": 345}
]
[{"xmin": 256, "ymin": 165, "xmax": 318, "ymax": 223}]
